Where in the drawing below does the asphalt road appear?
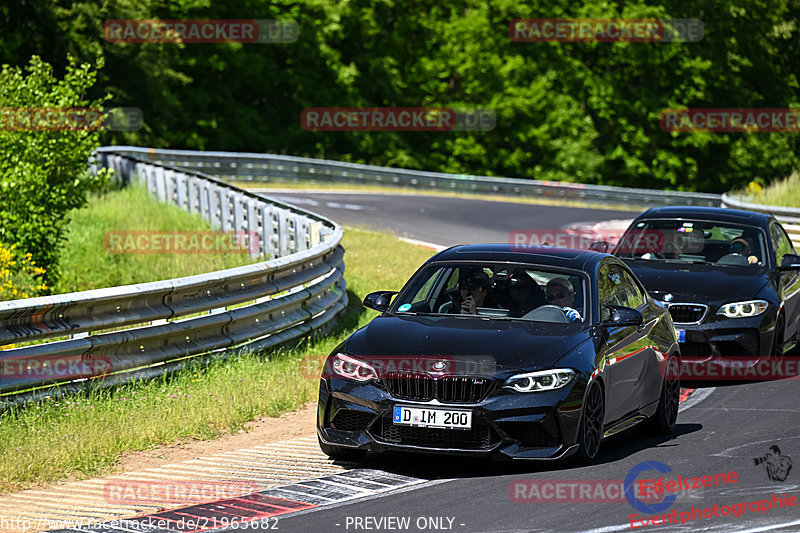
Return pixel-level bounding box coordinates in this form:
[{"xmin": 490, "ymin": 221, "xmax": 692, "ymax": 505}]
[
  {"xmin": 77, "ymin": 192, "xmax": 795, "ymax": 533},
  {"xmin": 254, "ymin": 192, "xmax": 800, "ymax": 532},
  {"xmin": 256, "ymin": 379, "xmax": 800, "ymax": 532},
  {"xmin": 257, "ymin": 191, "xmax": 633, "ymax": 247}
]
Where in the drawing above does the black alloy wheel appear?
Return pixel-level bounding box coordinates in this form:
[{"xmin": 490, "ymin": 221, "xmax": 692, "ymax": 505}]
[{"xmin": 575, "ymin": 381, "xmax": 604, "ymax": 464}]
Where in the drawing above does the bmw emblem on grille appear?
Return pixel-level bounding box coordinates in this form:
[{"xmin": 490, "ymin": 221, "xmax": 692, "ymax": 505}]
[
  {"xmin": 663, "ymin": 293, "xmax": 674, "ymax": 303},
  {"xmin": 432, "ymin": 361, "xmax": 447, "ymax": 372}
]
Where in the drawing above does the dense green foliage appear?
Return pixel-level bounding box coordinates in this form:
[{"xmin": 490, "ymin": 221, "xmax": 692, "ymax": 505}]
[
  {"xmin": 0, "ymin": 55, "xmax": 110, "ymax": 285},
  {"xmin": 1, "ymin": 0, "xmax": 799, "ymax": 194}
]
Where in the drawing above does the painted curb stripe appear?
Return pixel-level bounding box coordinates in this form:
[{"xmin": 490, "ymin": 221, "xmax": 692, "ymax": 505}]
[{"xmin": 43, "ymin": 470, "xmax": 425, "ymax": 533}]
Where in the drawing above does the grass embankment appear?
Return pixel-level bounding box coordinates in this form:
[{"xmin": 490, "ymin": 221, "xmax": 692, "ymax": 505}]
[
  {"xmin": 0, "ymin": 217, "xmax": 436, "ymax": 492},
  {"xmin": 741, "ymin": 172, "xmax": 800, "ymax": 208},
  {"xmin": 54, "ymin": 185, "xmax": 254, "ymax": 293}
]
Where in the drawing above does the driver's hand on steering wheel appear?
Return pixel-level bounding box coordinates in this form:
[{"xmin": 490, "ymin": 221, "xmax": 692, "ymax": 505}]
[{"xmin": 562, "ymin": 307, "xmax": 582, "ymax": 322}]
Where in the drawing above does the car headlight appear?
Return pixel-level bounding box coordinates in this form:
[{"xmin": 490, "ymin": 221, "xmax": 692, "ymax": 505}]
[
  {"xmin": 502, "ymin": 369, "xmax": 575, "ymax": 393},
  {"xmin": 331, "ymin": 353, "xmax": 378, "ymax": 382},
  {"xmin": 716, "ymin": 300, "xmax": 768, "ymax": 318}
]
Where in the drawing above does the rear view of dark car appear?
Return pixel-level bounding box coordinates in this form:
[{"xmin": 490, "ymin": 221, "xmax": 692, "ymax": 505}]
[{"xmin": 612, "ymin": 206, "xmax": 800, "ymax": 374}]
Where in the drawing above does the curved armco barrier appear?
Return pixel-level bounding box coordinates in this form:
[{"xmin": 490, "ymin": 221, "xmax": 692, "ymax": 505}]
[
  {"xmin": 722, "ymin": 193, "xmax": 800, "ymax": 249},
  {"xmin": 102, "ymin": 146, "xmax": 722, "ymax": 208},
  {"xmin": 0, "ymin": 149, "xmax": 346, "ymax": 405}
]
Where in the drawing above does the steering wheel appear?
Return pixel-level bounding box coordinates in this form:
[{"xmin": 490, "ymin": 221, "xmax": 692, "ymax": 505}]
[{"xmin": 521, "ymin": 304, "xmax": 570, "ymax": 323}]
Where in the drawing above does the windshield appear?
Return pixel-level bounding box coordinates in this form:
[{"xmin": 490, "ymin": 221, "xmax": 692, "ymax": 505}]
[
  {"xmin": 614, "ymin": 219, "xmax": 768, "ymax": 267},
  {"xmin": 392, "ymin": 262, "xmax": 589, "ymax": 323}
]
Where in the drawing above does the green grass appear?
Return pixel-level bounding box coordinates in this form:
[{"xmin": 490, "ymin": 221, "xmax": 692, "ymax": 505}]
[
  {"xmin": 0, "ymin": 226, "xmax": 436, "ymax": 494},
  {"xmin": 54, "ymin": 185, "xmax": 255, "ymax": 294},
  {"xmin": 742, "ymin": 172, "xmax": 800, "ymax": 208}
]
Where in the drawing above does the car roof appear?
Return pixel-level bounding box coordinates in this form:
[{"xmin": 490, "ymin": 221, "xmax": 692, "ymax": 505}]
[
  {"xmin": 633, "ymin": 205, "xmax": 773, "ymax": 227},
  {"xmin": 427, "ymin": 243, "xmax": 610, "ymax": 272}
]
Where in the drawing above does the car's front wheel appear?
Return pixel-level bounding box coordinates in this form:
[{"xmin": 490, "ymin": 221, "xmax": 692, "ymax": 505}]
[
  {"xmin": 318, "ymin": 435, "xmax": 367, "ymax": 461},
  {"xmin": 646, "ymin": 354, "xmax": 680, "ymax": 436},
  {"xmin": 574, "ymin": 381, "xmax": 604, "ymax": 464},
  {"xmin": 772, "ymin": 314, "xmax": 785, "ymax": 360}
]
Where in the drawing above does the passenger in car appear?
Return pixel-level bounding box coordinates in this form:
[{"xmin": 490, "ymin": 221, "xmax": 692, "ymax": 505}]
[
  {"xmin": 545, "ymin": 278, "xmax": 582, "ymax": 322},
  {"xmin": 458, "ymin": 271, "xmax": 491, "ymax": 314},
  {"xmin": 439, "ymin": 270, "xmax": 492, "ymax": 314},
  {"xmin": 507, "ymin": 270, "xmax": 546, "ymax": 317}
]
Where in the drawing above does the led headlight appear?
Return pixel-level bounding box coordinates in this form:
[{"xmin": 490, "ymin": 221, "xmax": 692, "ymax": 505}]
[
  {"xmin": 716, "ymin": 300, "xmax": 768, "ymax": 318},
  {"xmin": 331, "ymin": 353, "xmax": 378, "ymax": 382},
  {"xmin": 502, "ymin": 369, "xmax": 575, "ymax": 393}
]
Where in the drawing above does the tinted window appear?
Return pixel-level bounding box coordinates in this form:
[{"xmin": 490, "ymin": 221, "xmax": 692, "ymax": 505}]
[
  {"xmin": 770, "ymin": 222, "xmax": 795, "ymax": 266},
  {"xmin": 615, "ymin": 218, "xmax": 768, "ymax": 267},
  {"xmin": 393, "ymin": 262, "xmax": 588, "ymax": 323}
]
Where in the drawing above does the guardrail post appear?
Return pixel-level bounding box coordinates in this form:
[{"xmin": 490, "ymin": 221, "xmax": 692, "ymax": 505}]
[
  {"xmin": 176, "ymin": 173, "xmax": 188, "ymax": 209},
  {"xmin": 220, "ymin": 190, "xmax": 232, "ymax": 232}
]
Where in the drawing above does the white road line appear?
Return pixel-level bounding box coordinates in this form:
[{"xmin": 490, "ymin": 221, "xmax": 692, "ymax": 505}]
[
  {"xmin": 397, "ymin": 237, "xmax": 447, "ymax": 251},
  {"xmin": 679, "ymin": 387, "xmax": 715, "ymax": 412}
]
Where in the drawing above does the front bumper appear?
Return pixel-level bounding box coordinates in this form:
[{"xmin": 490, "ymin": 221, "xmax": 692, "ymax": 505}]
[
  {"xmin": 316, "ymin": 376, "xmax": 586, "ymax": 461},
  {"xmin": 673, "ymin": 313, "xmax": 776, "ymax": 361}
]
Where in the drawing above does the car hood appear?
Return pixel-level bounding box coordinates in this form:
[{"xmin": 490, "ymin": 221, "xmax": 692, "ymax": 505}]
[
  {"xmin": 344, "ymin": 314, "xmax": 590, "ymax": 373},
  {"xmin": 622, "ymin": 259, "xmax": 771, "ymax": 304}
]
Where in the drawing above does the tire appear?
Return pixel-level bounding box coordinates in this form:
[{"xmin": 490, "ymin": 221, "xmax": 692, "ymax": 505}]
[
  {"xmin": 574, "ymin": 381, "xmax": 605, "ymax": 465},
  {"xmin": 318, "ymin": 435, "xmax": 367, "ymax": 461},
  {"xmin": 646, "ymin": 354, "xmax": 680, "ymax": 436},
  {"xmin": 772, "ymin": 315, "xmax": 785, "ymax": 360}
]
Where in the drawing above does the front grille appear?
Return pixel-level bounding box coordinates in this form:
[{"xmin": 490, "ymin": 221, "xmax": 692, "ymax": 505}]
[
  {"xmin": 331, "ymin": 409, "xmax": 374, "ymax": 431},
  {"xmin": 383, "ymin": 374, "xmax": 493, "ymax": 403},
  {"xmin": 384, "ymin": 374, "xmax": 434, "ymax": 401},
  {"xmin": 374, "ymin": 416, "xmax": 497, "ymax": 450},
  {"xmin": 669, "ymin": 303, "xmax": 708, "ymax": 324},
  {"xmin": 437, "ymin": 377, "xmax": 493, "ymax": 403}
]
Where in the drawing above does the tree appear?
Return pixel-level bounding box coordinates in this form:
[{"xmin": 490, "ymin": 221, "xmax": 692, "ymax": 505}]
[{"xmin": 0, "ymin": 55, "xmax": 111, "ymax": 287}]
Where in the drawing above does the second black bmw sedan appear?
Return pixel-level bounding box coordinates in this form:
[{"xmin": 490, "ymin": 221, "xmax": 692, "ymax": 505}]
[
  {"xmin": 612, "ymin": 206, "xmax": 800, "ymax": 369},
  {"xmin": 317, "ymin": 245, "xmax": 680, "ymax": 464}
]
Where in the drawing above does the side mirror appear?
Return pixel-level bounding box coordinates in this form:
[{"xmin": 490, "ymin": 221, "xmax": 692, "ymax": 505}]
[
  {"xmin": 589, "ymin": 241, "xmax": 610, "ymax": 253},
  {"xmin": 780, "ymin": 254, "xmax": 800, "ymax": 270},
  {"xmin": 602, "ymin": 305, "xmax": 643, "ymax": 327},
  {"xmin": 363, "ymin": 291, "xmax": 398, "ymax": 312}
]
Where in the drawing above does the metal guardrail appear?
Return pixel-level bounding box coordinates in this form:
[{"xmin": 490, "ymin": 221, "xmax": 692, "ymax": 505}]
[
  {"xmin": 721, "ymin": 193, "xmax": 800, "ymax": 248},
  {"xmin": 102, "ymin": 146, "xmax": 722, "ymax": 208},
  {"xmin": 0, "ymin": 150, "xmax": 347, "ymax": 403}
]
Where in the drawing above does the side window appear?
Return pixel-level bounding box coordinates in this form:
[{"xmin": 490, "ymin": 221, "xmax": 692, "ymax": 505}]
[
  {"xmin": 619, "ymin": 268, "xmax": 645, "ymax": 309},
  {"xmin": 597, "ymin": 264, "xmax": 620, "ymax": 320},
  {"xmin": 771, "ymin": 223, "xmax": 794, "ymax": 267},
  {"xmin": 598, "ymin": 264, "xmax": 643, "ymax": 317}
]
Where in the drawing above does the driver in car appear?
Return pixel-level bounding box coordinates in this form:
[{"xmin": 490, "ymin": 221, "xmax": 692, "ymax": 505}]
[
  {"xmin": 731, "ymin": 237, "xmax": 760, "ymax": 265},
  {"xmin": 545, "ymin": 278, "xmax": 582, "ymax": 322}
]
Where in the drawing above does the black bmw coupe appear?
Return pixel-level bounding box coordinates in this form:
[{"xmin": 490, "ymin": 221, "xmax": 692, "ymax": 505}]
[
  {"xmin": 316, "ymin": 245, "xmax": 680, "ymax": 464},
  {"xmin": 612, "ymin": 206, "xmax": 800, "ymax": 375}
]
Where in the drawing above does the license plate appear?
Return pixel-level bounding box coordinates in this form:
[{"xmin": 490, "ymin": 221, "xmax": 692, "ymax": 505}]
[
  {"xmin": 393, "ymin": 405, "xmax": 472, "ymax": 429},
  {"xmin": 676, "ymin": 329, "xmax": 686, "ymax": 342}
]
